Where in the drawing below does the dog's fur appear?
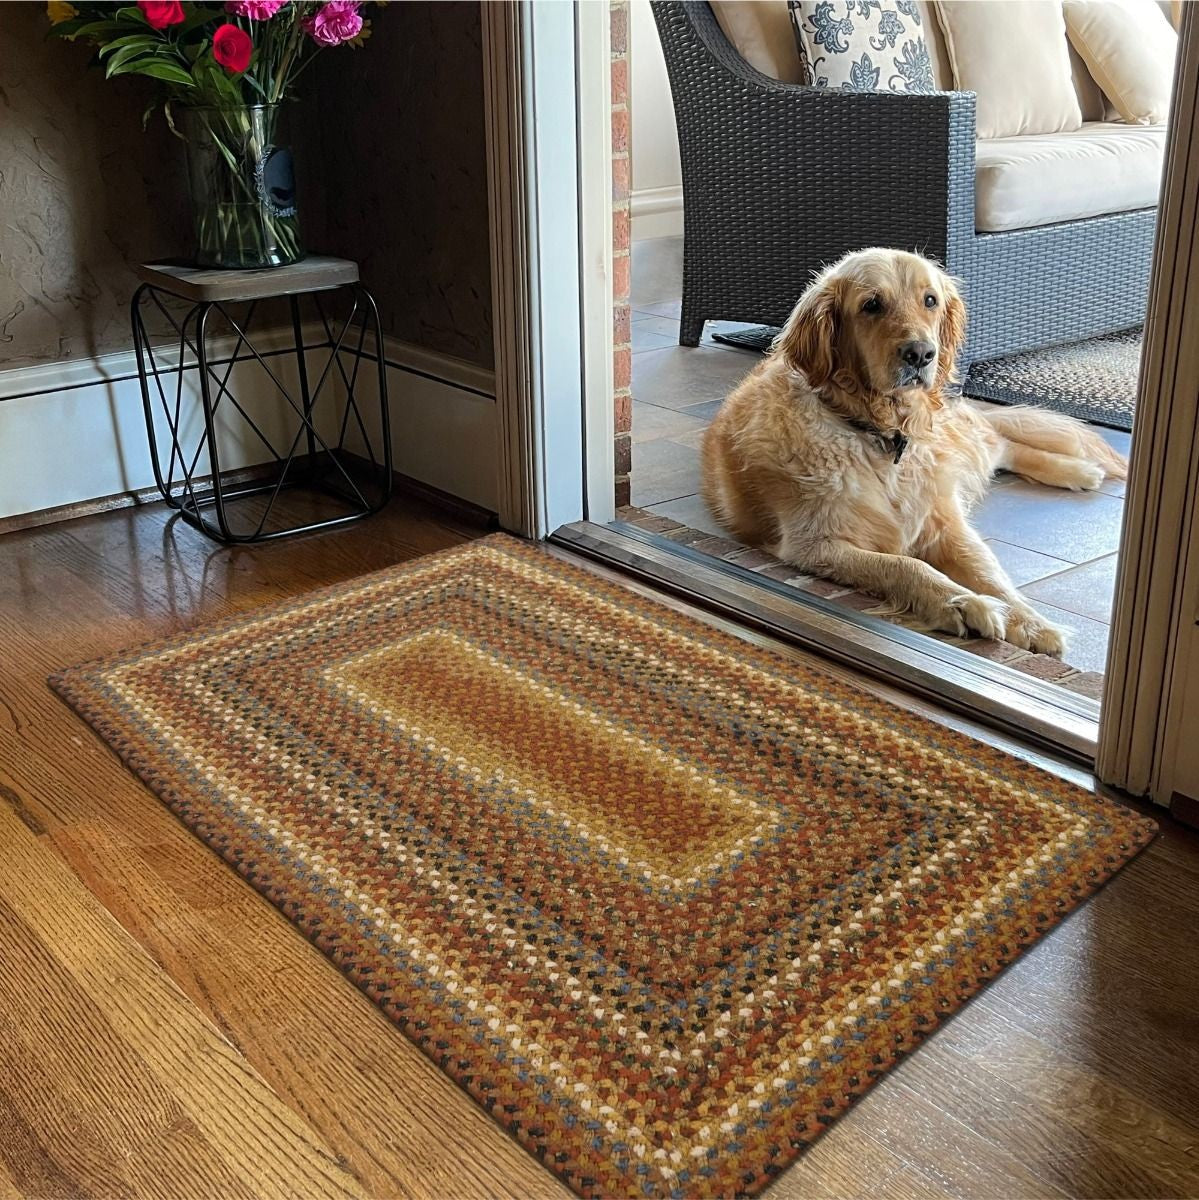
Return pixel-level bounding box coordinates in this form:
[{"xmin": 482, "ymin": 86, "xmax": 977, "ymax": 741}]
[{"xmin": 702, "ymin": 248, "xmax": 1127, "ymax": 653}]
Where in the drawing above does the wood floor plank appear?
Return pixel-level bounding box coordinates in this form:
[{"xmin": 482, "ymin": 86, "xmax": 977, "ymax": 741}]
[
  {"xmin": 48, "ymin": 817, "xmax": 568, "ymax": 1200},
  {"xmin": 853, "ymin": 1080, "xmax": 1072, "ymax": 1200},
  {"xmin": 766, "ymin": 1100, "xmax": 953, "ymax": 1200},
  {"xmin": 0, "ymin": 1159, "xmax": 23, "ymax": 1200},
  {"xmin": 0, "ymin": 803, "xmax": 363, "ymax": 1200},
  {"xmin": 893, "ymin": 1039, "xmax": 1184, "ymax": 1199},
  {"xmin": 977, "ymin": 952, "xmax": 1199, "ymax": 1121},
  {"xmin": 2, "ymin": 498, "xmax": 1199, "ymax": 1198},
  {"xmin": 930, "ymin": 1015, "xmax": 1199, "ymax": 1198},
  {"xmin": 0, "ymin": 1084, "xmax": 89, "ymax": 1200}
]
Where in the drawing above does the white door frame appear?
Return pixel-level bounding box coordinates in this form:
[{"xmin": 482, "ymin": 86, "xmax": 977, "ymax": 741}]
[
  {"xmin": 577, "ymin": 0, "xmax": 617, "ymax": 527},
  {"xmin": 481, "ymin": 0, "xmax": 612, "ymax": 538},
  {"xmin": 1098, "ymin": 3, "xmax": 1199, "ymax": 802}
]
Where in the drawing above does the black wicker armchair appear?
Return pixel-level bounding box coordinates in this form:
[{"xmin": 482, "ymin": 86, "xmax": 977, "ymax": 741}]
[{"xmin": 651, "ymin": 1, "xmax": 1156, "ymax": 368}]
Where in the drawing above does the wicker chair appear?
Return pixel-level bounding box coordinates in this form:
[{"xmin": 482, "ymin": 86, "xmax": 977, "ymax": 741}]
[{"xmin": 651, "ymin": 0, "xmax": 1156, "ymax": 368}]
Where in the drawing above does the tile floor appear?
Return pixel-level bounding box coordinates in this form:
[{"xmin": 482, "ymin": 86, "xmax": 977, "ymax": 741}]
[{"xmin": 628, "ymin": 236, "xmax": 1132, "ymax": 688}]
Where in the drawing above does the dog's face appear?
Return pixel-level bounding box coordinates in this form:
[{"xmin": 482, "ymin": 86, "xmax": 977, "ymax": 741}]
[{"xmin": 777, "ymin": 249, "xmax": 967, "ymax": 429}]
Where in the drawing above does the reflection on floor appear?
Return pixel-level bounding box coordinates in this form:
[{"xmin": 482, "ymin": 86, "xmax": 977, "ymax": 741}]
[{"xmin": 630, "ymin": 236, "xmax": 1130, "ymax": 695}]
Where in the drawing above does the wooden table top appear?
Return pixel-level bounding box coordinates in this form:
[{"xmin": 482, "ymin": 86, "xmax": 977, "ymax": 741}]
[{"xmin": 136, "ymin": 256, "xmax": 360, "ymax": 303}]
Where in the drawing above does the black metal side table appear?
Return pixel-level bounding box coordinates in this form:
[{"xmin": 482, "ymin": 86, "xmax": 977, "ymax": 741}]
[{"xmin": 131, "ymin": 256, "xmax": 393, "ymax": 543}]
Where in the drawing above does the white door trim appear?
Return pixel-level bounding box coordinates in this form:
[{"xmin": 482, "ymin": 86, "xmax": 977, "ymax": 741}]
[
  {"xmin": 1097, "ymin": 2, "xmax": 1199, "ymax": 799},
  {"xmin": 482, "ymin": 0, "xmax": 596, "ymax": 538},
  {"xmin": 577, "ymin": 0, "xmax": 616, "ymax": 525}
]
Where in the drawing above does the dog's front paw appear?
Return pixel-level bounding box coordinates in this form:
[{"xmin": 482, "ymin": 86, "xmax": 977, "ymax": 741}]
[
  {"xmin": 954, "ymin": 593, "xmax": 1010, "ymax": 641},
  {"xmin": 924, "ymin": 593, "xmax": 1008, "ymax": 640},
  {"xmin": 1006, "ymin": 605, "xmax": 1071, "ymax": 657}
]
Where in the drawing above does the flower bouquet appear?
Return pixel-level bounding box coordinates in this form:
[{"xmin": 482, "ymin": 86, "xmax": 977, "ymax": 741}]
[{"xmin": 48, "ymin": 1, "xmax": 372, "ymax": 268}]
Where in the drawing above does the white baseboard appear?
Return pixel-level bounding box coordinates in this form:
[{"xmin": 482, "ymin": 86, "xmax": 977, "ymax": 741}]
[
  {"xmin": 0, "ymin": 325, "xmax": 306, "ymax": 402},
  {"xmin": 0, "ymin": 336, "xmax": 498, "ymax": 524},
  {"xmin": 383, "ymin": 337, "xmax": 495, "ymax": 399},
  {"xmin": 376, "ymin": 338, "xmax": 499, "ymax": 512},
  {"xmin": 631, "ymin": 185, "xmax": 683, "ymax": 241}
]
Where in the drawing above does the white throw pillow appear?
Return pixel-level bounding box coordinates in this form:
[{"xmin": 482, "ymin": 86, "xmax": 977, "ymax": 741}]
[
  {"xmin": 1063, "ymin": 0, "xmax": 1177, "ymax": 125},
  {"xmin": 935, "ymin": 2, "xmax": 1084, "ymax": 138},
  {"xmin": 787, "ymin": 1, "xmax": 937, "ymax": 93}
]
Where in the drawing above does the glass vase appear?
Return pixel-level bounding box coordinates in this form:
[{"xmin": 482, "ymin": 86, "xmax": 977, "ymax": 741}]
[{"xmin": 179, "ymin": 104, "xmax": 304, "ymax": 269}]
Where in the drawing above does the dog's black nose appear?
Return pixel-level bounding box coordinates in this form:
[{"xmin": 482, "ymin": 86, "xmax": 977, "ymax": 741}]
[{"xmin": 900, "ymin": 340, "xmax": 936, "ymax": 368}]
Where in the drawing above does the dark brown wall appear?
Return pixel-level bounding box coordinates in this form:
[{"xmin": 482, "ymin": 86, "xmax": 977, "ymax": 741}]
[
  {"xmin": 0, "ymin": 4, "xmax": 188, "ymax": 368},
  {"xmin": 308, "ymin": 2, "xmax": 494, "ymax": 369},
  {"xmin": 0, "ymin": 2, "xmax": 493, "ymax": 371}
]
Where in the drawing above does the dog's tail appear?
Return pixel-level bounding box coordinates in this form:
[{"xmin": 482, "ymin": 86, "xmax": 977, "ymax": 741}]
[{"xmin": 981, "ymin": 404, "xmax": 1128, "ymax": 480}]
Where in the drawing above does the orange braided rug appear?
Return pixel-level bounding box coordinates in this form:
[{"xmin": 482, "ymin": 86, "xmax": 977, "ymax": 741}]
[{"xmin": 52, "ymin": 534, "xmax": 1155, "ymax": 1198}]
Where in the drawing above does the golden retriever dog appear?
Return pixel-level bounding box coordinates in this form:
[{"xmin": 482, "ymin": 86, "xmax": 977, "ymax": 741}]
[{"xmin": 702, "ymin": 248, "xmax": 1127, "ymax": 654}]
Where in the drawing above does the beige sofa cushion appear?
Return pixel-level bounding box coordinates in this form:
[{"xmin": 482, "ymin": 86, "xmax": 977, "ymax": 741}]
[
  {"xmin": 709, "ymin": 1, "xmax": 953, "ymax": 88},
  {"xmin": 1064, "ymin": 0, "xmax": 1177, "ymax": 125},
  {"xmin": 975, "ymin": 121, "xmax": 1165, "ymax": 231},
  {"xmin": 709, "ymin": 0, "xmax": 806, "ymax": 83},
  {"xmin": 706, "ymin": 0, "xmax": 1106, "ymax": 126},
  {"xmin": 935, "ymin": 2, "xmax": 1084, "ymax": 138}
]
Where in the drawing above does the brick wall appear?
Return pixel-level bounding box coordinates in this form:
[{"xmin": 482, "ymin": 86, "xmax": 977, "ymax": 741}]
[{"xmin": 611, "ymin": 1, "xmax": 632, "ymax": 507}]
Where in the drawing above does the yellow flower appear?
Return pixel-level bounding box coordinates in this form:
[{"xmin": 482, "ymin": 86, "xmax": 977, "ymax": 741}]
[{"xmin": 46, "ymin": 1, "xmax": 78, "ymax": 23}]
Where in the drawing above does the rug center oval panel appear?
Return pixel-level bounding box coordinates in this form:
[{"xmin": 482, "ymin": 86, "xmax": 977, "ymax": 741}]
[{"xmin": 51, "ymin": 534, "xmax": 1156, "ymax": 1198}]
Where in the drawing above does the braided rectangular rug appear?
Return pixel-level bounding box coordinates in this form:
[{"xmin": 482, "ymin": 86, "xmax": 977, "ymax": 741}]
[{"xmin": 51, "ymin": 534, "xmax": 1155, "ymax": 1198}]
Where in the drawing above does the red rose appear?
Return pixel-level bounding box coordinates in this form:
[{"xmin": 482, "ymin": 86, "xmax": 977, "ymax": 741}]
[
  {"xmin": 212, "ymin": 23, "xmax": 253, "ymax": 73},
  {"xmin": 138, "ymin": 1, "xmax": 185, "ymax": 29}
]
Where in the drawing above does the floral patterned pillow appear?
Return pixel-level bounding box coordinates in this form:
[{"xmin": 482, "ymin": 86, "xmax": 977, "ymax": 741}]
[{"xmin": 787, "ymin": 1, "xmax": 936, "ymax": 93}]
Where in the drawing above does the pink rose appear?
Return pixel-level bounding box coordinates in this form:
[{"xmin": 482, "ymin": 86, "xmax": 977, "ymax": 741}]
[
  {"xmin": 226, "ymin": 0, "xmax": 286, "ymax": 17},
  {"xmin": 302, "ymin": 1, "xmax": 363, "ymax": 47}
]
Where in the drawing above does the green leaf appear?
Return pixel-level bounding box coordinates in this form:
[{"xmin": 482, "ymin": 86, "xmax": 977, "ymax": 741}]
[
  {"xmin": 163, "ymin": 98, "xmax": 186, "ymax": 140},
  {"xmin": 193, "ymin": 54, "xmax": 248, "ymax": 104},
  {"xmin": 109, "ymin": 57, "xmax": 197, "ymax": 85},
  {"xmin": 179, "ymin": 6, "xmax": 223, "ymax": 35},
  {"xmin": 105, "ymin": 42, "xmax": 160, "ymax": 75},
  {"xmin": 98, "ymin": 33, "xmax": 160, "ymax": 58}
]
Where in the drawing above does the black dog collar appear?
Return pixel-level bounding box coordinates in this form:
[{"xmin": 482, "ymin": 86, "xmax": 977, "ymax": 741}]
[{"xmin": 846, "ymin": 418, "xmax": 909, "ymax": 464}]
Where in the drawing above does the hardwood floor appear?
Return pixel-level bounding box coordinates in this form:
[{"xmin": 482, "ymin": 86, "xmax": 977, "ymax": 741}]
[{"xmin": 2, "ymin": 496, "xmax": 1199, "ymax": 1199}]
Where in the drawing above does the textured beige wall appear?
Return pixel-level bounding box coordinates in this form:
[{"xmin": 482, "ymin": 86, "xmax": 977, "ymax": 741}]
[
  {"xmin": 0, "ymin": 2, "xmax": 493, "ymax": 371},
  {"xmin": 0, "ymin": 4, "xmax": 189, "ymax": 368}
]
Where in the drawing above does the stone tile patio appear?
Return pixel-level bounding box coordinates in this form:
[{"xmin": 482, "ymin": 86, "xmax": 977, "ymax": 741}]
[{"xmin": 627, "ymin": 236, "xmax": 1133, "ymax": 697}]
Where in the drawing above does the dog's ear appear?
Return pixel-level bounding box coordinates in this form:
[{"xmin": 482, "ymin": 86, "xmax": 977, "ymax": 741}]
[
  {"xmin": 936, "ymin": 278, "xmax": 967, "ymax": 389},
  {"xmin": 776, "ymin": 275, "xmax": 839, "ymax": 388}
]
